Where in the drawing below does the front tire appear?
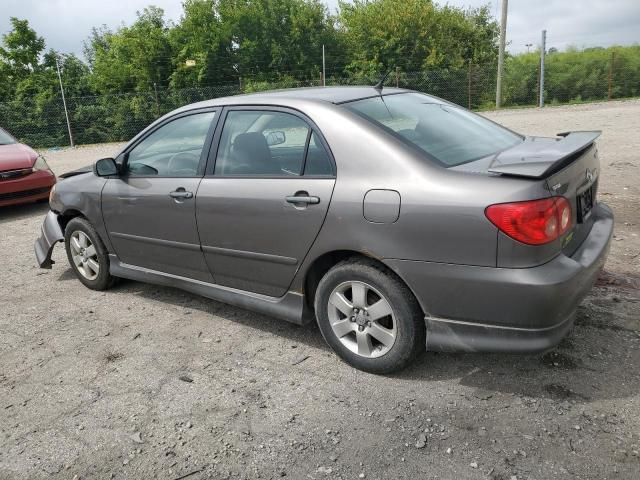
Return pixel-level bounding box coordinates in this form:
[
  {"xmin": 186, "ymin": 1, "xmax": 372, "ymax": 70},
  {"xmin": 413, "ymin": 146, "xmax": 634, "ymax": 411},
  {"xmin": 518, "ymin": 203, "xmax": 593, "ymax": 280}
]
[
  {"xmin": 314, "ymin": 258, "xmax": 425, "ymax": 374},
  {"xmin": 64, "ymin": 217, "xmax": 115, "ymax": 291}
]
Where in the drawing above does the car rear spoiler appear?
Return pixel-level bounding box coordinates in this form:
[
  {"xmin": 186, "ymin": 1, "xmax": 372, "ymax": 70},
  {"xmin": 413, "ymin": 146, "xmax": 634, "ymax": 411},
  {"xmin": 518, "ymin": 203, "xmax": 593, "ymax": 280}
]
[{"xmin": 488, "ymin": 131, "xmax": 601, "ymax": 179}]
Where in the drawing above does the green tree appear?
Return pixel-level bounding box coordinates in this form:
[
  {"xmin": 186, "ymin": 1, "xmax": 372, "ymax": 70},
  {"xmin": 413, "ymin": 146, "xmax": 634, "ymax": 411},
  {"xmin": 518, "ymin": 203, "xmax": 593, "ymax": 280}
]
[
  {"xmin": 338, "ymin": 0, "xmax": 498, "ymax": 75},
  {"xmin": 169, "ymin": 0, "xmax": 236, "ymax": 88},
  {"xmin": 86, "ymin": 6, "xmax": 172, "ymax": 94},
  {"xmin": 0, "ymin": 18, "xmax": 46, "ymax": 101},
  {"xmin": 0, "ymin": 17, "xmax": 45, "ymax": 76},
  {"xmin": 219, "ymin": 0, "xmax": 340, "ymax": 81}
]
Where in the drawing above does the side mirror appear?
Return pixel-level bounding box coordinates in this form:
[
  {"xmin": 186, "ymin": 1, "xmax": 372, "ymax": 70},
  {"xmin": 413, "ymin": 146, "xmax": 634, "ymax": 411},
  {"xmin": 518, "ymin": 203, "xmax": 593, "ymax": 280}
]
[
  {"xmin": 94, "ymin": 157, "xmax": 118, "ymax": 177},
  {"xmin": 265, "ymin": 131, "xmax": 286, "ymax": 146}
]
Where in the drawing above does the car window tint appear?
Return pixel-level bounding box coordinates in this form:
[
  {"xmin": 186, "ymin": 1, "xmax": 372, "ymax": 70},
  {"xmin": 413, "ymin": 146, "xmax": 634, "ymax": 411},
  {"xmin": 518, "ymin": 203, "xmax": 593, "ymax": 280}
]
[
  {"xmin": 126, "ymin": 111, "xmax": 216, "ymax": 177},
  {"xmin": 304, "ymin": 132, "xmax": 333, "ymax": 176},
  {"xmin": 0, "ymin": 127, "xmax": 16, "ymax": 145},
  {"xmin": 344, "ymin": 93, "xmax": 521, "ymax": 167},
  {"xmin": 215, "ymin": 111, "xmax": 310, "ymax": 176}
]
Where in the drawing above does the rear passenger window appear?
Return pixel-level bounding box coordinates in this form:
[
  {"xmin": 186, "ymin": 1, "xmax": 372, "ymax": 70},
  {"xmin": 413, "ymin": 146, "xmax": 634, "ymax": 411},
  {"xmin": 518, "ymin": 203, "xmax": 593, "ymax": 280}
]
[
  {"xmin": 215, "ymin": 110, "xmax": 310, "ymax": 176},
  {"xmin": 304, "ymin": 132, "xmax": 333, "ymax": 176}
]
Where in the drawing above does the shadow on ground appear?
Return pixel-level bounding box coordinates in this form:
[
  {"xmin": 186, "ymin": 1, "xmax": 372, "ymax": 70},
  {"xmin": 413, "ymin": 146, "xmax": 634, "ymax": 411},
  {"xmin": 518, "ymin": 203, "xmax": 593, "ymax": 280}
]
[
  {"xmin": 56, "ymin": 265, "xmax": 640, "ymax": 405},
  {"xmin": 0, "ymin": 202, "xmax": 48, "ymax": 224}
]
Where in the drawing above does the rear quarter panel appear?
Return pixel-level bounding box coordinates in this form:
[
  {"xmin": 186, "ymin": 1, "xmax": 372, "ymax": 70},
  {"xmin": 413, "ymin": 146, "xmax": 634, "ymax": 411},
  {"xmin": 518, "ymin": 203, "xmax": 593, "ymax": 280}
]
[{"xmin": 288, "ymin": 102, "xmax": 551, "ymax": 291}]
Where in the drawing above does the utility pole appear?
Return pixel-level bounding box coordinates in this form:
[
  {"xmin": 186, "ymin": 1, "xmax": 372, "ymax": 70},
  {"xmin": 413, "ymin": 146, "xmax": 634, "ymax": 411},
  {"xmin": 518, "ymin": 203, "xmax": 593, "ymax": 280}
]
[
  {"xmin": 153, "ymin": 82, "xmax": 160, "ymax": 116},
  {"xmin": 55, "ymin": 55, "xmax": 74, "ymax": 148},
  {"xmin": 322, "ymin": 44, "xmax": 326, "ymax": 87},
  {"xmin": 539, "ymin": 29, "xmax": 546, "ymax": 107},
  {"xmin": 495, "ymin": 0, "xmax": 508, "ymax": 109},
  {"xmin": 468, "ymin": 60, "xmax": 472, "ymax": 109},
  {"xmin": 608, "ymin": 50, "xmax": 616, "ymax": 100}
]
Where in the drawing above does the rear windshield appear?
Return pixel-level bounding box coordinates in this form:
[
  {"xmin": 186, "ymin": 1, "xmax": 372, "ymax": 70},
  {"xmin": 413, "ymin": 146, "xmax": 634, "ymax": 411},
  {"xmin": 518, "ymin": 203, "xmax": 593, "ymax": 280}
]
[
  {"xmin": 0, "ymin": 127, "xmax": 16, "ymax": 145},
  {"xmin": 343, "ymin": 93, "xmax": 522, "ymax": 167}
]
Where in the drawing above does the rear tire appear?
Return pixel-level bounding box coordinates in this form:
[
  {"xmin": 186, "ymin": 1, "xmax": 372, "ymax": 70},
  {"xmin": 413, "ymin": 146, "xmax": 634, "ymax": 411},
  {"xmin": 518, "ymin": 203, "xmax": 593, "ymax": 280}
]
[
  {"xmin": 314, "ymin": 258, "xmax": 425, "ymax": 374},
  {"xmin": 64, "ymin": 217, "xmax": 115, "ymax": 291}
]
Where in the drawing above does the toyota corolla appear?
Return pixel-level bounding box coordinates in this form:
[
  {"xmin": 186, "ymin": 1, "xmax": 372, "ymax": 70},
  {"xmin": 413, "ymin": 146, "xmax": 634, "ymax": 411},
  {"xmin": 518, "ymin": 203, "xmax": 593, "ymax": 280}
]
[{"xmin": 34, "ymin": 87, "xmax": 613, "ymax": 373}]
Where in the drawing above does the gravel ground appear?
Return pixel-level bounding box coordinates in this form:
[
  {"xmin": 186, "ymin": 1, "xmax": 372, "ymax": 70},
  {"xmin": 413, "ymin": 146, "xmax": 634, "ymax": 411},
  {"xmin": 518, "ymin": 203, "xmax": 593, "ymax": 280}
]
[{"xmin": 1, "ymin": 100, "xmax": 639, "ymax": 480}]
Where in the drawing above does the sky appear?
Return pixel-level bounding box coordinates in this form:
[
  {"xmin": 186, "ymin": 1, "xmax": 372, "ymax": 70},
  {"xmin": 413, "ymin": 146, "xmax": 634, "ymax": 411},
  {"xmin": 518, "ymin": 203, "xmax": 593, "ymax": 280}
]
[{"xmin": 1, "ymin": 0, "xmax": 639, "ymax": 58}]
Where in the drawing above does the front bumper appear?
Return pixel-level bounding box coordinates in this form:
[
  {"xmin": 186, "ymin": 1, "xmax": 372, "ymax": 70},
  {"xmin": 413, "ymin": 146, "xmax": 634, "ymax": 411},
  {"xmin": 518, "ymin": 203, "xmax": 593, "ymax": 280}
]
[
  {"xmin": 0, "ymin": 170, "xmax": 55, "ymax": 207},
  {"xmin": 386, "ymin": 202, "xmax": 614, "ymax": 353},
  {"xmin": 34, "ymin": 210, "xmax": 64, "ymax": 269}
]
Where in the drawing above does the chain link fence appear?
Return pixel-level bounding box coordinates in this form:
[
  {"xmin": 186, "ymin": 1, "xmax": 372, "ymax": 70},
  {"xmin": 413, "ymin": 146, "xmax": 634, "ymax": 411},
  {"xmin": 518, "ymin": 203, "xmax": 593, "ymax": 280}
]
[{"xmin": 1, "ymin": 55, "xmax": 638, "ymax": 149}]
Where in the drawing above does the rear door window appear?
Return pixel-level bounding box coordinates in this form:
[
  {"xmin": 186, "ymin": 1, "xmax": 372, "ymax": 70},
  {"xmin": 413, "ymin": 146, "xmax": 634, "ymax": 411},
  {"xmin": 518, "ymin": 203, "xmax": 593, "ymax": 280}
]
[
  {"xmin": 214, "ymin": 110, "xmax": 335, "ymax": 177},
  {"xmin": 304, "ymin": 132, "xmax": 333, "ymax": 176},
  {"xmin": 214, "ymin": 110, "xmax": 311, "ymax": 176}
]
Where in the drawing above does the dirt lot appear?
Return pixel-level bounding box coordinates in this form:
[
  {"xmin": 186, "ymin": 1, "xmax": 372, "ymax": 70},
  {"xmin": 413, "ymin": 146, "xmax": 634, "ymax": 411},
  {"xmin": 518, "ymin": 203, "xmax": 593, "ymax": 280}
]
[{"xmin": 1, "ymin": 100, "xmax": 639, "ymax": 480}]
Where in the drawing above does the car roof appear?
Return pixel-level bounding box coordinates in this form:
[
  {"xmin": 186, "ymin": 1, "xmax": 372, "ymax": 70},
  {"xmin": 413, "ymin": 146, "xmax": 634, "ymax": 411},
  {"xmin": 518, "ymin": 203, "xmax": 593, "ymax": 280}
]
[
  {"xmin": 232, "ymin": 86, "xmax": 411, "ymax": 103},
  {"xmin": 181, "ymin": 86, "xmax": 415, "ymax": 110}
]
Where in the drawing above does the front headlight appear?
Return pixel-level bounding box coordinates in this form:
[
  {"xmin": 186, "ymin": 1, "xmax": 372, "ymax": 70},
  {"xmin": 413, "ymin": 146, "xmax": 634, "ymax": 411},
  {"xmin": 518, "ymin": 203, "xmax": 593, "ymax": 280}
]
[
  {"xmin": 32, "ymin": 156, "xmax": 51, "ymax": 172},
  {"xmin": 49, "ymin": 183, "xmax": 56, "ymax": 204}
]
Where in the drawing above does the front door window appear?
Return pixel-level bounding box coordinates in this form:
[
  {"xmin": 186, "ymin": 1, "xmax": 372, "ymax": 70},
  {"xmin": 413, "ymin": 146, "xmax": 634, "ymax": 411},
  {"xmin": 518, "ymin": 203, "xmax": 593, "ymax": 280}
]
[{"xmin": 127, "ymin": 111, "xmax": 216, "ymax": 177}]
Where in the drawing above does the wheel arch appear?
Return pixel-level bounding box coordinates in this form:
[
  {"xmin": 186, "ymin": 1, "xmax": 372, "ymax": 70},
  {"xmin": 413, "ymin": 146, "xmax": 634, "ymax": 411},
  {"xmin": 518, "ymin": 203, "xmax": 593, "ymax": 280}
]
[
  {"xmin": 58, "ymin": 207, "xmax": 114, "ymax": 254},
  {"xmin": 58, "ymin": 209, "xmax": 85, "ymax": 232},
  {"xmin": 302, "ymin": 250, "xmax": 426, "ymax": 317}
]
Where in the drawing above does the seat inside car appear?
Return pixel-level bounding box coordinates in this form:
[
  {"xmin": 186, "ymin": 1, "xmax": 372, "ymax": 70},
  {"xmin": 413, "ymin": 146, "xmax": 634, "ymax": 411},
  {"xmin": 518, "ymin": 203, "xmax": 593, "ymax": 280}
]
[{"xmin": 229, "ymin": 132, "xmax": 280, "ymax": 174}]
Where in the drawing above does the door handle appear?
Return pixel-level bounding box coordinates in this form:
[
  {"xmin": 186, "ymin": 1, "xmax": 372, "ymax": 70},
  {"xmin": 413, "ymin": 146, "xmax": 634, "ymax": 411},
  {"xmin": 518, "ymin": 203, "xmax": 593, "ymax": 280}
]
[
  {"xmin": 286, "ymin": 195, "xmax": 320, "ymax": 205},
  {"xmin": 169, "ymin": 189, "xmax": 193, "ymax": 199}
]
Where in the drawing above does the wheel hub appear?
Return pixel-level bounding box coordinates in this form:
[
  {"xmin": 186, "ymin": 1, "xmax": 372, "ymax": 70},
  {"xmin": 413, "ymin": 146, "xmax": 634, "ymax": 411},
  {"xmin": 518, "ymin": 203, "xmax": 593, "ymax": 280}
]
[
  {"xmin": 352, "ymin": 308, "xmax": 369, "ymax": 327},
  {"xmin": 327, "ymin": 281, "xmax": 397, "ymax": 359}
]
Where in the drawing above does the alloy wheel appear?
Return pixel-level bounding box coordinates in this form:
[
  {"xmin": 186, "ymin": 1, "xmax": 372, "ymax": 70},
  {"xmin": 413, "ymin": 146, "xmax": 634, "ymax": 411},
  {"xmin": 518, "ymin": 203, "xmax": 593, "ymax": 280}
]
[
  {"xmin": 69, "ymin": 230, "xmax": 100, "ymax": 280},
  {"xmin": 327, "ymin": 281, "xmax": 397, "ymax": 358}
]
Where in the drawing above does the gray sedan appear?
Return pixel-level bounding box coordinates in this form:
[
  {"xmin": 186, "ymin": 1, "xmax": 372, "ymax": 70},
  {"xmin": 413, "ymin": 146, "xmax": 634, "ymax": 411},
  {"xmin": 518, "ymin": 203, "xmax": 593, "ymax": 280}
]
[{"xmin": 35, "ymin": 87, "xmax": 613, "ymax": 373}]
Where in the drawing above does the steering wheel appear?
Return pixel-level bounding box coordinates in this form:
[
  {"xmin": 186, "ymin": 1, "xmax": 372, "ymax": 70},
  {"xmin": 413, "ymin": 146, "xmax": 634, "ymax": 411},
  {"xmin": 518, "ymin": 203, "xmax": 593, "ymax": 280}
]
[{"xmin": 167, "ymin": 151, "xmax": 200, "ymax": 176}]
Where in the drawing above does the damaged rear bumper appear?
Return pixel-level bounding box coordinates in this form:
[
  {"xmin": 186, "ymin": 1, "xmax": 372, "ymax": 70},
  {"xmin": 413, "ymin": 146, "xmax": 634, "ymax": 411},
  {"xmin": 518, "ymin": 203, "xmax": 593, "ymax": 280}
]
[{"xmin": 34, "ymin": 211, "xmax": 64, "ymax": 268}]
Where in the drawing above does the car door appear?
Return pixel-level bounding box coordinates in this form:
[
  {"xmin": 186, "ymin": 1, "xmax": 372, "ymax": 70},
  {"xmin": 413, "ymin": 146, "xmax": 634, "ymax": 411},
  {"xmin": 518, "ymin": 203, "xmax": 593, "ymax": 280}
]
[
  {"xmin": 101, "ymin": 109, "xmax": 218, "ymax": 282},
  {"xmin": 196, "ymin": 107, "xmax": 336, "ymax": 297}
]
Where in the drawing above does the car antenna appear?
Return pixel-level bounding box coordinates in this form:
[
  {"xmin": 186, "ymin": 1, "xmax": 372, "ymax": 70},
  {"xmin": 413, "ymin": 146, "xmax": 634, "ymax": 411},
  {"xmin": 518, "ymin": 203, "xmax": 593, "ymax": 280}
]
[{"xmin": 374, "ymin": 69, "xmax": 393, "ymax": 93}]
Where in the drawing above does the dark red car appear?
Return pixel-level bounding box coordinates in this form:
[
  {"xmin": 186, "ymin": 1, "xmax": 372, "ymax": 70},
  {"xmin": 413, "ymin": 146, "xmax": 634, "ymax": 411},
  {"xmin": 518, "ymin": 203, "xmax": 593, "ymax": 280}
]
[{"xmin": 0, "ymin": 127, "xmax": 56, "ymax": 207}]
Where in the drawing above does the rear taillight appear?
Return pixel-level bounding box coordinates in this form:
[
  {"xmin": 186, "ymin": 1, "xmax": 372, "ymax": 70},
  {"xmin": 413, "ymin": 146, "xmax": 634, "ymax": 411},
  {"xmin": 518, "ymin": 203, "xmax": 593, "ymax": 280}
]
[{"xmin": 485, "ymin": 197, "xmax": 572, "ymax": 245}]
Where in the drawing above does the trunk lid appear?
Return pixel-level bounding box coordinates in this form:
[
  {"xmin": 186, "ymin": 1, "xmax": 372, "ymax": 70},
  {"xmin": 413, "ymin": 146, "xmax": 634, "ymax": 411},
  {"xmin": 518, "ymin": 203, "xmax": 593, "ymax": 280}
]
[
  {"xmin": 499, "ymin": 132, "xmax": 601, "ymax": 259},
  {"xmin": 454, "ymin": 131, "xmax": 602, "ymax": 264},
  {"xmin": 545, "ymin": 141, "xmax": 601, "ymax": 257}
]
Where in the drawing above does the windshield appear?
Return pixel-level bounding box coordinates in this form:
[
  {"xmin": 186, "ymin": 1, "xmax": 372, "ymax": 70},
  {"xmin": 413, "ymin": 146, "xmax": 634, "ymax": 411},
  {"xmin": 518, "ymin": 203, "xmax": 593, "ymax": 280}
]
[
  {"xmin": 343, "ymin": 93, "xmax": 522, "ymax": 167},
  {"xmin": 0, "ymin": 127, "xmax": 16, "ymax": 145}
]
